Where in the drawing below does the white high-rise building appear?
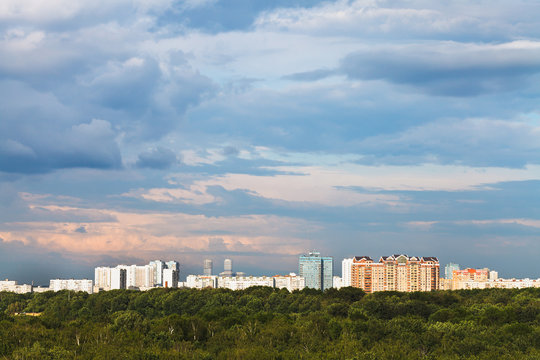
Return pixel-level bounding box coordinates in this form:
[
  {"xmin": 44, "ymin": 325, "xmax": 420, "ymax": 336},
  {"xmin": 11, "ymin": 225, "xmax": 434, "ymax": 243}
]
[
  {"xmin": 111, "ymin": 268, "xmax": 126, "ymax": 290},
  {"xmin": 166, "ymin": 261, "xmax": 180, "ymax": 282},
  {"xmin": 163, "ymin": 268, "xmax": 178, "ymax": 288},
  {"xmin": 96, "ymin": 261, "xmax": 178, "ymax": 291},
  {"xmin": 149, "ymin": 260, "xmax": 166, "ymax": 285},
  {"xmin": 95, "ymin": 266, "xmax": 128, "ymax": 290},
  {"xmin": 135, "ymin": 265, "xmax": 155, "ymax": 288},
  {"xmin": 119, "ymin": 264, "xmax": 155, "ymax": 289},
  {"xmin": 220, "ymin": 259, "xmax": 233, "ymax": 276},
  {"xmin": 95, "ymin": 267, "xmax": 111, "ymax": 289},
  {"xmin": 342, "ymin": 258, "xmax": 354, "ymax": 287}
]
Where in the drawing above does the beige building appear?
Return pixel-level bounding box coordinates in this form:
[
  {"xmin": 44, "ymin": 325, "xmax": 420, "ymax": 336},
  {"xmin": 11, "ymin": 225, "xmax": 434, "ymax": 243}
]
[
  {"xmin": 186, "ymin": 275, "xmax": 218, "ymax": 289},
  {"xmin": 273, "ymin": 273, "xmax": 305, "ymax": 292},
  {"xmin": 348, "ymin": 254, "xmax": 440, "ymax": 293}
]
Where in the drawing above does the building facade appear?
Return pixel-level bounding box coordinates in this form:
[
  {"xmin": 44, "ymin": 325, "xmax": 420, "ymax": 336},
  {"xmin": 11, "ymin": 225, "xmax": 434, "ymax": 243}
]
[
  {"xmin": 333, "ymin": 276, "xmax": 343, "ymax": 289},
  {"xmin": 341, "ymin": 258, "xmax": 354, "ymax": 287},
  {"xmin": 346, "ymin": 254, "xmax": 440, "ymax": 293},
  {"xmin": 203, "ymin": 259, "xmax": 213, "ymax": 276},
  {"xmin": 219, "ymin": 259, "xmax": 233, "ymax": 276},
  {"xmin": 50, "ymin": 279, "xmax": 93, "ymax": 294},
  {"xmin": 273, "ymin": 273, "xmax": 306, "ymax": 292},
  {"xmin": 445, "ymin": 262, "xmax": 460, "ymax": 279},
  {"xmin": 165, "ymin": 261, "xmax": 180, "ymax": 282},
  {"xmin": 116, "ymin": 264, "xmax": 155, "ymax": 289},
  {"xmin": 443, "ymin": 268, "xmax": 496, "ymax": 290},
  {"xmin": 0, "ymin": 280, "xmax": 33, "ymax": 294},
  {"xmin": 95, "ymin": 260, "xmax": 178, "ymax": 291},
  {"xmin": 110, "ymin": 268, "xmax": 127, "ymax": 290},
  {"xmin": 299, "ymin": 252, "xmax": 333, "ymax": 291},
  {"xmin": 163, "ymin": 268, "xmax": 178, "ymax": 288},
  {"xmin": 186, "ymin": 275, "xmax": 218, "ymax": 289},
  {"xmin": 149, "ymin": 260, "xmax": 166, "ymax": 286},
  {"xmin": 217, "ymin": 276, "xmax": 274, "ymax": 290}
]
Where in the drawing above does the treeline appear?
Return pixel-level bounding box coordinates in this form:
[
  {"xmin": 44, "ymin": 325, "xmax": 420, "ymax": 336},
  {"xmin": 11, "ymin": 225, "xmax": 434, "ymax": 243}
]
[{"xmin": 0, "ymin": 287, "xmax": 539, "ymax": 359}]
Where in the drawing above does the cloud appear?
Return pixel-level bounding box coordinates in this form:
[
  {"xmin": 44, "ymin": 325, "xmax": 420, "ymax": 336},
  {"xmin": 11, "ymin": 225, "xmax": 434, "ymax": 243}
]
[
  {"xmin": 255, "ymin": 1, "xmax": 447, "ymax": 36},
  {"xmin": 158, "ymin": 0, "xmax": 327, "ymax": 33},
  {"xmin": 340, "ymin": 41, "xmax": 540, "ymax": 96},
  {"xmin": 2, "ymin": 0, "xmax": 540, "ymax": 281},
  {"xmin": 221, "ymin": 146, "xmax": 239, "ymax": 156},
  {"xmin": 0, "ymin": 208, "xmax": 314, "ymax": 278},
  {"xmin": 282, "ymin": 68, "xmax": 336, "ymax": 81},
  {"xmin": 356, "ymin": 117, "xmax": 540, "ymax": 167},
  {"xmin": 0, "ymin": 82, "xmax": 123, "ymax": 175},
  {"xmin": 83, "ymin": 57, "xmax": 161, "ymax": 112},
  {"xmin": 135, "ymin": 147, "xmax": 179, "ymax": 169},
  {"xmin": 0, "ymin": 0, "xmax": 174, "ymax": 29},
  {"xmin": 74, "ymin": 225, "xmax": 87, "ymax": 233},
  {"xmin": 0, "ymin": 238, "xmax": 93, "ymax": 285},
  {"xmin": 254, "ymin": 0, "xmax": 540, "ymax": 41}
]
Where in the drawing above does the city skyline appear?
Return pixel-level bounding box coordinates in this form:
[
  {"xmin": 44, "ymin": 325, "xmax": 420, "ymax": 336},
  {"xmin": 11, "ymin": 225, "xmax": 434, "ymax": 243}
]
[
  {"xmin": 1, "ymin": 251, "xmax": 538, "ymax": 287},
  {"xmin": 2, "ymin": 252, "xmax": 539, "ymax": 294},
  {"xmin": 1, "ymin": 0, "xmax": 540, "ymax": 283}
]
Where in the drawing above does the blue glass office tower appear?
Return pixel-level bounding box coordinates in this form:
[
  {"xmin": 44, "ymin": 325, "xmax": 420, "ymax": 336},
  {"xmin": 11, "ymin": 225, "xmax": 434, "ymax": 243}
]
[
  {"xmin": 445, "ymin": 262, "xmax": 460, "ymax": 279},
  {"xmin": 299, "ymin": 252, "xmax": 333, "ymax": 290}
]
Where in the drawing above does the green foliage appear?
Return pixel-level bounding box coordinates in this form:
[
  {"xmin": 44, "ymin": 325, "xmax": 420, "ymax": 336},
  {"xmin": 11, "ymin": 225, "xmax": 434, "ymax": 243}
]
[{"xmin": 0, "ymin": 287, "xmax": 538, "ymax": 358}]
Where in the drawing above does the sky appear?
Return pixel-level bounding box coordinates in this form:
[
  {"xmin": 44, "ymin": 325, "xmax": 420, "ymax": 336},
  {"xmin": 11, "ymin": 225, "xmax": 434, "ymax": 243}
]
[{"xmin": 1, "ymin": 0, "xmax": 540, "ymax": 284}]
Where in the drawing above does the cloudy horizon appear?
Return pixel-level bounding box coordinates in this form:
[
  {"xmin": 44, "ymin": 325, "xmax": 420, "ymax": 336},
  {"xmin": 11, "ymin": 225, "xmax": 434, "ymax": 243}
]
[{"xmin": 1, "ymin": 0, "xmax": 540, "ymax": 284}]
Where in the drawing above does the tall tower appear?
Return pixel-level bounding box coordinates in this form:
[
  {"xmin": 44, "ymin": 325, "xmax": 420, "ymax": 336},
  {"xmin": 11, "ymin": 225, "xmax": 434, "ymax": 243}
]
[
  {"xmin": 224, "ymin": 258, "xmax": 232, "ymax": 272},
  {"xmin": 166, "ymin": 261, "xmax": 180, "ymax": 282},
  {"xmin": 341, "ymin": 258, "xmax": 354, "ymax": 287},
  {"xmin": 204, "ymin": 259, "xmax": 213, "ymax": 276},
  {"xmin": 299, "ymin": 252, "xmax": 333, "ymax": 291},
  {"xmin": 445, "ymin": 262, "xmax": 460, "ymax": 279},
  {"xmin": 219, "ymin": 258, "xmax": 234, "ymax": 276},
  {"xmin": 149, "ymin": 260, "xmax": 166, "ymax": 285}
]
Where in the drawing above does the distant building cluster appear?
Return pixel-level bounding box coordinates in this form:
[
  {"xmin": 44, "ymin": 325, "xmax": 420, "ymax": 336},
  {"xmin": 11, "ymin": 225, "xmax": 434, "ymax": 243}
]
[
  {"xmin": 95, "ymin": 260, "xmax": 180, "ymax": 292},
  {"xmin": 0, "ymin": 280, "xmax": 32, "ymax": 294},
  {"xmin": 184, "ymin": 258, "xmax": 305, "ymax": 291},
  {"xmin": 1, "ymin": 252, "xmax": 539, "ymax": 295},
  {"xmin": 440, "ymin": 264, "xmax": 540, "ymax": 290}
]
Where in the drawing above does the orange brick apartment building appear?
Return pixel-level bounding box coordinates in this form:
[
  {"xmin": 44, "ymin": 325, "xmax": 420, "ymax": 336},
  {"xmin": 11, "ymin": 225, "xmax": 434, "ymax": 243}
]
[{"xmin": 344, "ymin": 254, "xmax": 440, "ymax": 293}]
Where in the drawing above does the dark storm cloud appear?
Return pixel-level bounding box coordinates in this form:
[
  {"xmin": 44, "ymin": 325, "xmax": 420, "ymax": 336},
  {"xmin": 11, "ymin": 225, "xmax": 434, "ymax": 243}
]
[
  {"xmin": 136, "ymin": 147, "xmax": 179, "ymax": 169},
  {"xmin": 0, "ymin": 112, "xmax": 122, "ymax": 174},
  {"xmin": 0, "ymin": 238, "xmax": 93, "ymax": 285}
]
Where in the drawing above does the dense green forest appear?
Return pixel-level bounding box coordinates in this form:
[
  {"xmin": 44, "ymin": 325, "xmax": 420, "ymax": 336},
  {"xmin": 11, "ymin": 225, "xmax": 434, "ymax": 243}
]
[{"xmin": 0, "ymin": 287, "xmax": 539, "ymax": 359}]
